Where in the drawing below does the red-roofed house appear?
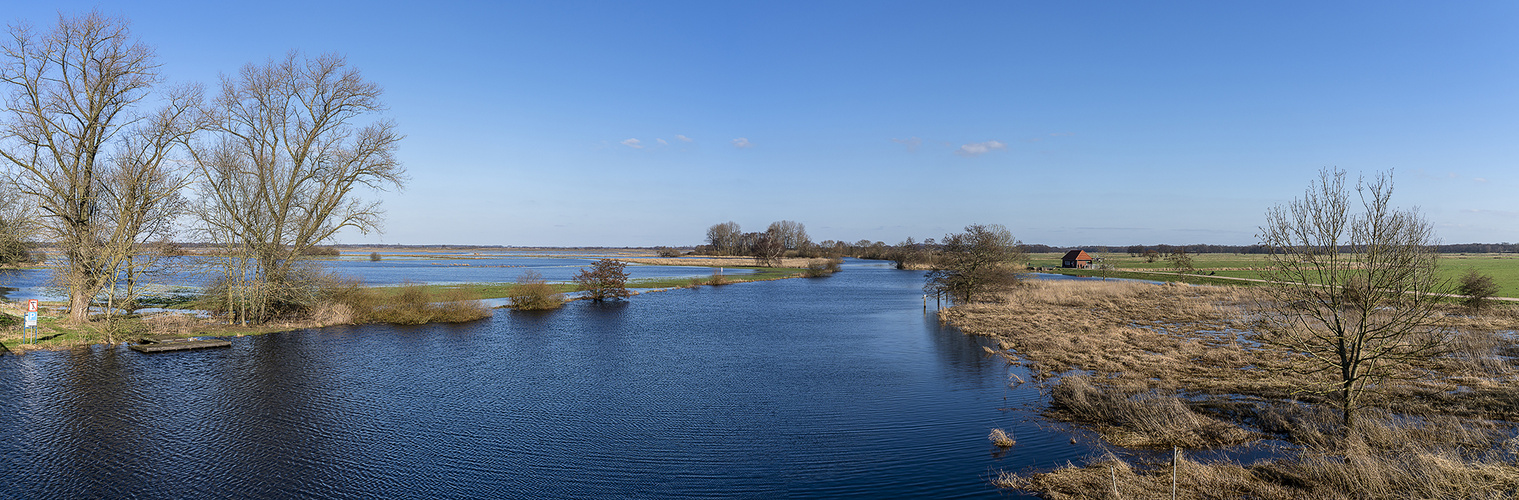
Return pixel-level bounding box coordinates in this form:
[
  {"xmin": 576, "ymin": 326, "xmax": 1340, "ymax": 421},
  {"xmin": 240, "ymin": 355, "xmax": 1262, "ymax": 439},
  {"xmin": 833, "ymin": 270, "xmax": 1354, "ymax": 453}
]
[{"xmin": 1061, "ymin": 250, "xmax": 1095, "ymax": 269}]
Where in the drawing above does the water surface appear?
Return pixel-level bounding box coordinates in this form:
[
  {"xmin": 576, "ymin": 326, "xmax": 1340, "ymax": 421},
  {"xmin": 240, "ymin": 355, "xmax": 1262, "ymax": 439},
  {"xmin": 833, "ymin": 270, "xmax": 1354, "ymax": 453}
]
[{"xmin": 0, "ymin": 260, "xmax": 1094, "ymax": 498}]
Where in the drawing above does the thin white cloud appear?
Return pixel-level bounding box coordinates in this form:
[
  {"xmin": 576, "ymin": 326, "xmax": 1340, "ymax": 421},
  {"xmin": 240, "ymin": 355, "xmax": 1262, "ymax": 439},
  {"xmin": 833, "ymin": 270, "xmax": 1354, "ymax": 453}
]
[
  {"xmin": 731, "ymin": 137, "xmax": 753, "ymax": 149},
  {"xmin": 621, "ymin": 138, "xmax": 644, "ymax": 149},
  {"xmin": 1474, "ymin": 177, "xmax": 1488, "ymax": 183},
  {"xmin": 891, "ymin": 137, "xmax": 923, "ymax": 152},
  {"xmin": 675, "ymin": 134, "xmax": 693, "ymax": 142},
  {"xmin": 656, "ymin": 138, "xmax": 669, "ymax": 146},
  {"xmin": 1464, "ymin": 209, "xmax": 1519, "ymax": 218},
  {"xmin": 954, "ymin": 140, "xmax": 1006, "ymax": 157}
]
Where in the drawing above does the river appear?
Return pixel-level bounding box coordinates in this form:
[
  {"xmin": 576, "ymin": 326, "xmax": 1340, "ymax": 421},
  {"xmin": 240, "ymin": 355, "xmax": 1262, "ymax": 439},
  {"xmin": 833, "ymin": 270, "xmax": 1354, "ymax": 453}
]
[{"xmin": 0, "ymin": 258, "xmax": 1095, "ymax": 498}]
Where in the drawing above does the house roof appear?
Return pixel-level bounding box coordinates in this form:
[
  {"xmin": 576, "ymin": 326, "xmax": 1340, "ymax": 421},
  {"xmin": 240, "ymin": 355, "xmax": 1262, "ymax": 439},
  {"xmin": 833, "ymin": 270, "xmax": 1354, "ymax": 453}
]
[{"xmin": 1062, "ymin": 250, "xmax": 1093, "ymax": 261}]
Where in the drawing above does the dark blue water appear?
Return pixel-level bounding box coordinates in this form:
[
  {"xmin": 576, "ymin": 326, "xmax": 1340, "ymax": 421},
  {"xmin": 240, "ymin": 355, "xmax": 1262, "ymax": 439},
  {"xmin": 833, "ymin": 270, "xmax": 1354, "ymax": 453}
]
[{"xmin": 0, "ymin": 260, "xmax": 1092, "ymax": 498}]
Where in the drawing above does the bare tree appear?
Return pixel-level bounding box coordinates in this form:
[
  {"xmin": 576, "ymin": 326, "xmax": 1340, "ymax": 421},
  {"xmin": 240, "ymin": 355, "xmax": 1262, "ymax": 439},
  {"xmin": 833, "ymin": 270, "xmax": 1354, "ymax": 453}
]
[
  {"xmin": 96, "ymin": 115, "xmax": 196, "ymax": 327},
  {"xmin": 1258, "ymin": 169, "xmax": 1449, "ymax": 429},
  {"xmin": 1166, "ymin": 248, "xmax": 1194, "ymax": 274},
  {"xmin": 766, "ymin": 220, "xmax": 810, "ymax": 251},
  {"xmin": 705, "ymin": 221, "xmax": 741, "ymax": 255},
  {"xmin": 925, "ymin": 224, "xmax": 1025, "ymax": 303},
  {"xmin": 748, "ymin": 232, "xmax": 784, "ymax": 267},
  {"xmin": 191, "ymin": 51, "xmax": 404, "ymax": 322},
  {"xmin": 0, "ymin": 176, "xmax": 34, "ymax": 266},
  {"xmin": 0, "ymin": 11, "xmax": 200, "ymax": 323}
]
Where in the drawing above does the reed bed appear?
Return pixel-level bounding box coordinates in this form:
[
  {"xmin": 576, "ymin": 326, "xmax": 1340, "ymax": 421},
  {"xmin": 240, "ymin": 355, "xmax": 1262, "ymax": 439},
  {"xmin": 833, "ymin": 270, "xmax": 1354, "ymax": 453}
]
[{"xmin": 953, "ymin": 279, "xmax": 1519, "ymax": 498}]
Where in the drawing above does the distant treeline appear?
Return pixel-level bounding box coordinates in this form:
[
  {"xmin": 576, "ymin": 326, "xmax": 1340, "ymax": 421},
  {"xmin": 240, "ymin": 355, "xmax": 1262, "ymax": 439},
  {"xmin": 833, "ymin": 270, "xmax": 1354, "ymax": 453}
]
[
  {"xmin": 1050, "ymin": 243, "xmax": 1519, "ymax": 255},
  {"xmin": 22, "ymin": 240, "xmax": 1502, "ymax": 258}
]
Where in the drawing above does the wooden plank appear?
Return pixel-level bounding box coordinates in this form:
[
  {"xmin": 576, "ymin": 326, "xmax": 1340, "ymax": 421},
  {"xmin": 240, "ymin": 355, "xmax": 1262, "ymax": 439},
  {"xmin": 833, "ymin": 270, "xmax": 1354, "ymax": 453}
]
[{"xmin": 129, "ymin": 339, "xmax": 232, "ymax": 353}]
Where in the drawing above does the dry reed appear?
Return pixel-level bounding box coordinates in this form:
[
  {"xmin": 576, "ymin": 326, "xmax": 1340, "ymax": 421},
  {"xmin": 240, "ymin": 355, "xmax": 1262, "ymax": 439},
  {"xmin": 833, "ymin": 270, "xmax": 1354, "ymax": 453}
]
[
  {"xmin": 988, "ymin": 428, "xmax": 1016, "ymax": 448},
  {"xmin": 958, "ymin": 279, "xmax": 1519, "ymax": 498}
]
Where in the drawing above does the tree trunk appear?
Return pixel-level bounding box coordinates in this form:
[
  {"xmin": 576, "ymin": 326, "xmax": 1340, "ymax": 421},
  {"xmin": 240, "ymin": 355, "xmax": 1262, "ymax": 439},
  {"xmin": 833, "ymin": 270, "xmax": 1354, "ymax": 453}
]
[{"xmin": 69, "ymin": 291, "xmax": 92, "ymax": 324}]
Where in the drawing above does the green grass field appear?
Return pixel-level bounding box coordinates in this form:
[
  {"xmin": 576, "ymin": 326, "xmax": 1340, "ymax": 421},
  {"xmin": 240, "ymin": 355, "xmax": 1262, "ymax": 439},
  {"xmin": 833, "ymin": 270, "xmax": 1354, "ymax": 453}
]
[{"xmin": 1029, "ymin": 252, "xmax": 1519, "ymax": 298}]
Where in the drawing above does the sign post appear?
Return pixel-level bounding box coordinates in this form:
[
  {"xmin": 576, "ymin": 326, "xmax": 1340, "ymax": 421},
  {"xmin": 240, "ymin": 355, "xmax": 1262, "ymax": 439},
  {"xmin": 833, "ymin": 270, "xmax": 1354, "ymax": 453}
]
[{"xmin": 23, "ymin": 299, "xmax": 37, "ymax": 344}]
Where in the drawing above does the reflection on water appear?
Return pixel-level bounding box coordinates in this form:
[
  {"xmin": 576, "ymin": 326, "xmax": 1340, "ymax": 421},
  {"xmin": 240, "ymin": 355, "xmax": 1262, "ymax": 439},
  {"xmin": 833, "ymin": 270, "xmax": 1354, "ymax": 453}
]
[{"xmin": 0, "ymin": 260, "xmax": 1094, "ymax": 498}]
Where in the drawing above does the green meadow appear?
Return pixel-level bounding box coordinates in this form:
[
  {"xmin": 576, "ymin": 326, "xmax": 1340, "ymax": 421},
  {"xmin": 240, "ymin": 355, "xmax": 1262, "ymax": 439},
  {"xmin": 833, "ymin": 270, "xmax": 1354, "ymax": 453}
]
[{"xmin": 1029, "ymin": 252, "xmax": 1519, "ymax": 298}]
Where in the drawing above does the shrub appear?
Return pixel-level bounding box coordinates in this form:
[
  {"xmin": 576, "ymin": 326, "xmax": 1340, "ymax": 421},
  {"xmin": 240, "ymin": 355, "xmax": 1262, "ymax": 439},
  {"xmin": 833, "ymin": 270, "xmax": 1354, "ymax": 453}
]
[
  {"xmin": 204, "ymin": 265, "xmax": 353, "ymax": 323},
  {"xmin": 574, "ymin": 259, "xmax": 631, "ymax": 302},
  {"xmin": 707, "ymin": 269, "xmax": 730, "ymax": 286},
  {"xmin": 509, "ymin": 271, "xmax": 564, "ymax": 310},
  {"xmin": 804, "ymin": 258, "xmax": 842, "ymax": 277},
  {"xmin": 655, "ymin": 246, "xmax": 681, "ymax": 258},
  {"xmin": 1458, "ymin": 268, "xmax": 1499, "ymax": 310},
  {"xmin": 369, "ymin": 252, "xmax": 382, "ymax": 262}
]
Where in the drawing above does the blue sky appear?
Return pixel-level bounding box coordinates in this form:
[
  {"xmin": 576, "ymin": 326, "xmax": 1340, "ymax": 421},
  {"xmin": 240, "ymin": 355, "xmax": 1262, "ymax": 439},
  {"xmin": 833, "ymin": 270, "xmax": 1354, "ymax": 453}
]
[{"xmin": 7, "ymin": 1, "xmax": 1518, "ymax": 247}]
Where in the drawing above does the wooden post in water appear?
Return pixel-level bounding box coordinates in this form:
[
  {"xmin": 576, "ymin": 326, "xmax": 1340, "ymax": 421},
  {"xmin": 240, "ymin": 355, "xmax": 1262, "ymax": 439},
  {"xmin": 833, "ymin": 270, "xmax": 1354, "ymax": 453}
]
[{"xmin": 1172, "ymin": 446, "xmax": 1180, "ymax": 500}]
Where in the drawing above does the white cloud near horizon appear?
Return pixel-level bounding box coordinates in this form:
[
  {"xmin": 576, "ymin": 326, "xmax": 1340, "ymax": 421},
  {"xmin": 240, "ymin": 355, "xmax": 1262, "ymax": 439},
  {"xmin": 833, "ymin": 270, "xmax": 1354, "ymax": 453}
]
[
  {"xmin": 657, "ymin": 138, "xmax": 669, "ymax": 146},
  {"xmin": 675, "ymin": 134, "xmax": 693, "ymax": 142},
  {"xmin": 955, "ymin": 140, "xmax": 1006, "ymax": 157},
  {"xmin": 621, "ymin": 138, "xmax": 643, "ymax": 149},
  {"xmin": 731, "ymin": 137, "xmax": 752, "ymax": 148}
]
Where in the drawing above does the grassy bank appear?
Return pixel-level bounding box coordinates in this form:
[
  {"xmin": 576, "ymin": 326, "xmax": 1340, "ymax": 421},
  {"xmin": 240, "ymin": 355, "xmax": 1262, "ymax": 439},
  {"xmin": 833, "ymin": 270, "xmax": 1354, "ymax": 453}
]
[
  {"xmin": 1027, "ymin": 252, "xmax": 1519, "ymax": 297},
  {"xmin": 946, "ymin": 279, "xmax": 1519, "ymax": 498},
  {"xmin": 1, "ymin": 283, "xmax": 494, "ymax": 352},
  {"xmin": 1, "ymin": 260, "xmax": 820, "ymax": 351}
]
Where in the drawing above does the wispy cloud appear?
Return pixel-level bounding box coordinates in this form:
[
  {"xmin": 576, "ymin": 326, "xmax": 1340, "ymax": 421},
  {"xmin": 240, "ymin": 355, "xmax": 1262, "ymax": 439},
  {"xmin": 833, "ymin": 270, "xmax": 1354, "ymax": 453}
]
[
  {"xmin": 1474, "ymin": 177, "xmax": 1488, "ymax": 183},
  {"xmin": 675, "ymin": 134, "xmax": 693, "ymax": 143},
  {"xmin": 731, "ymin": 137, "xmax": 753, "ymax": 149},
  {"xmin": 656, "ymin": 138, "xmax": 669, "ymax": 146},
  {"xmin": 1027, "ymin": 132, "xmax": 1076, "ymax": 143},
  {"xmin": 891, "ymin": 137, "xmax": 923, "ymax": 152},
  {"xmin": 954, "ymin": 140, "xmax": 1006, "ymax": 157},
  {"xmin": 620, "ymin": 138, "xmax": 644, "ymax": 149},
  {"xmin": 1464, "ymin": 209, "xmax": 1519, "ymax": 218}
]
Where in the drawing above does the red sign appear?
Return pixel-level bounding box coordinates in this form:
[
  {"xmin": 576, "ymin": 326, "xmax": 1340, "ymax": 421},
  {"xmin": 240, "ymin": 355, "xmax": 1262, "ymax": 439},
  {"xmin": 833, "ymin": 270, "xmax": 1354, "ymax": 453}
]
[{"xmin": 27, "ymin": 299, "xmax": 37, "ymax": 312}]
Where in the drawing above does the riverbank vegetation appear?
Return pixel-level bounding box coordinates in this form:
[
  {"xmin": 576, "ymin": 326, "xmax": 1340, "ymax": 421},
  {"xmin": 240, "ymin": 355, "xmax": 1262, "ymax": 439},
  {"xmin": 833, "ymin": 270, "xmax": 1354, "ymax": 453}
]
[
  {"xmin": 955, "ymin": 170, "xmax": 1519, "ymax": 498},
  {"xmin": 950, "ymin": 279, "xmax": 1519, "ymax": 498},
  {"xmin": 508, "ymin": 271, "xmax": 564, "ymax": 310},
  {"xmin": 574, "ymin": 259, "xmax": 632, "ymax": 302}
]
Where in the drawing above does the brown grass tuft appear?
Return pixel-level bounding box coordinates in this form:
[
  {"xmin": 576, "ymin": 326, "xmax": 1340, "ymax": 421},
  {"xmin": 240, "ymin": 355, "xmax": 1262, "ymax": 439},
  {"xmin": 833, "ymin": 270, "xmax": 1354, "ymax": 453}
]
[{"xmin": 988, "ymin": 428, "xmax": 1016, "ymax": 448}]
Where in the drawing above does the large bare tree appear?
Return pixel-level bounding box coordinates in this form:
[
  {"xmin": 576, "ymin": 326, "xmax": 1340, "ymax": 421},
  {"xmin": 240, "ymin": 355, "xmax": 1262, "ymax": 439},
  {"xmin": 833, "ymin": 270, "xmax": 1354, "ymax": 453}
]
[
  {"xmin": 766, "ymin": 220, "xmax": 810, "ymax": 251},
  {"xmin": 1258, "ymin": 168, "xmax": 1449, "ymax": 429},
  {"xmin": 925, "ymin": 224, "xmax": 1025, "ymax": 303},
  {"xmin": 0, "ymin": 11, "xmax": 197, "ymax": 323},
  {"xmin": 192, "ymin": 51, "xmax": 403, "ymax": 322},
  {"xmin": 95, "ymin": 98, "xmax": 199, "ymax": 329},
  {"xmin": 705, "ymin": 221, "xmax": 741, "ymax": 255}
]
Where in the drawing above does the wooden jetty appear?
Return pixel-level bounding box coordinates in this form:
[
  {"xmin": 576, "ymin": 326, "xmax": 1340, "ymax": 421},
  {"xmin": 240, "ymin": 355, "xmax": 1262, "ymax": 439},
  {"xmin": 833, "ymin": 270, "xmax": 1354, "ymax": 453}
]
[{"xmin": 129, "ymin": 337, "xmax": 232, "ymax": 353}]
